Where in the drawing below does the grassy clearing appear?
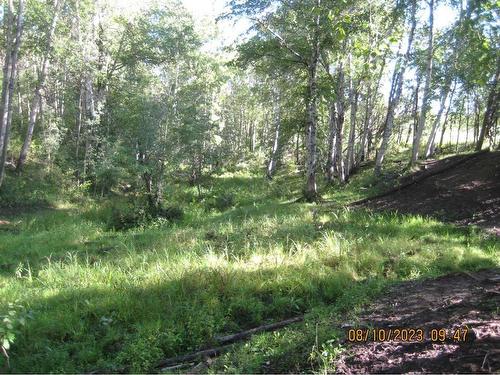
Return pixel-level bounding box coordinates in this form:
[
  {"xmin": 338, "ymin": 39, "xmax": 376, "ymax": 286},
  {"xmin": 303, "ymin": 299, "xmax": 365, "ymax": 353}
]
[{"xmin": 0, "ymin": 158, "xmax": 498, "ymax": 373}]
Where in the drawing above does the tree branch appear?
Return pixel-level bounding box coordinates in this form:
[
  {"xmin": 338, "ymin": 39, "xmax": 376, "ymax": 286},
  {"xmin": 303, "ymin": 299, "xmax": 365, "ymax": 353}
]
[{"xmin": 249, "ymin": 17, "xmax": 307, "ymax": 66}]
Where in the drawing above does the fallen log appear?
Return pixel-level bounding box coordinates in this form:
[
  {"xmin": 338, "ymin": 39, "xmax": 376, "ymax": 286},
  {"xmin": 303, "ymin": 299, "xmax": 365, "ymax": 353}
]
[
  {"xmin": 214, "ymin": 316, "xmax": 303, "ymax": 345},
  {"xmin": 350, "ymin": 150, "xmax": 489, "ymax": 207},
  {"xmin": 159, "ymin": 362, "xmax": 195, "ymax": 372},
  {"xmin": 88, "ymin": 316, "xmax": 305, "ymax": 373},
  {"xmin": 155, "ymin": 343, "xmax": 238, "ymax": 369},
  {"xmin": 155, "ymin": 315, "xmax": 303, "ymax": 369}
]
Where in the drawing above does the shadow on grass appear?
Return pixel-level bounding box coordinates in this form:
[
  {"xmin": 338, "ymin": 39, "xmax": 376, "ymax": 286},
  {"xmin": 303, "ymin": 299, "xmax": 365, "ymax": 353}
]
[
  {"xmin": 6, "ymin": 262, "xmax": 364, "ymax": 373},
  {"xmin": 7, "ymin": 250, "xmax": 497, "ymax": 373}
]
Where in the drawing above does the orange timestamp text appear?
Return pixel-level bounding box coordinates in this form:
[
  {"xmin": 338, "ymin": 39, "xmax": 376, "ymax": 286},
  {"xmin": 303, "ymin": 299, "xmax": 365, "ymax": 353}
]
[{"xmin": 347, "ymin": 327, "xmax": 469, "ymax": 343}]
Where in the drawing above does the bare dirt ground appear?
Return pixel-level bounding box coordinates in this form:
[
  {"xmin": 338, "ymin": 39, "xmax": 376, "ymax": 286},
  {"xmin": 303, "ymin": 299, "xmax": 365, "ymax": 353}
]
[
  {"xmin": 362, "ymin": 151, "xmax": 500, "ymax": 236},
  {"xmin": 336, "ymin": 152, "xmax": 500, "ymax": 373},
  {"xmin": 335, "ymin": 269, "xmax": 500, "ymax": 373}
]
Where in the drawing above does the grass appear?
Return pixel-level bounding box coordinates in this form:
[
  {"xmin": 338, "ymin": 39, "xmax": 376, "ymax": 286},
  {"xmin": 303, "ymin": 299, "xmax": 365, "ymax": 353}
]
[{"xmin": 0, "ymin": 156, "xmax": 498, "ymax": 373}]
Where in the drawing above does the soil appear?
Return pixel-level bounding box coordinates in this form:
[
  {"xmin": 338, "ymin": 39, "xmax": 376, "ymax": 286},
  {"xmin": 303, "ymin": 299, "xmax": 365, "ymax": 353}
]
[
  {"xmin": 334, "ymin": 268, "xmax": 500, "ymax": 373},
  {"xmin": 361, "ymin": 151, "xmax": 500, "ymax": 236}
]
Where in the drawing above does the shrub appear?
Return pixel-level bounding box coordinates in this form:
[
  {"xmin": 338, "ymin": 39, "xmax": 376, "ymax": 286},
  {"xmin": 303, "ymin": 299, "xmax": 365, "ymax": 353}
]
[
  {"xmin": 228, "ymin": 297, "xmax": 264, "ymax": 328},
  {"xmin": 108, "ymin": 202, "xmax": 184, "ymax": 231},
  {"xmin": 108, "ymin": 205, "xmax": 148, "ymax": 231},
  {"xmin": 116, "ymin": 329, "xmax": 163, "ymax": 373},
  {"xmin": 205, "ymin": 193, "xmax": 235, "ymax": 212},
  {"xmin": 156, "ymin": 205, "xmax": 184, "ymax": 221},
  {"xmin": 0, "ymin": 302, "xmax": 30, "ymax": 369}
]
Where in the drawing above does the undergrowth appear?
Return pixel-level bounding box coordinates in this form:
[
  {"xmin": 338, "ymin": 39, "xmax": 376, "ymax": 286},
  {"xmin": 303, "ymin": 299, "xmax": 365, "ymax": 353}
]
[{"xmin": 0, "ymin": 150, "xmax": 498, "ymax": 373}]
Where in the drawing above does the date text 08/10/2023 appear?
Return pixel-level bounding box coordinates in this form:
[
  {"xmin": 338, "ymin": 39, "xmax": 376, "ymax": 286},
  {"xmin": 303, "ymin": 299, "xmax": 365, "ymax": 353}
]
[{"xmin": 347, "ymin": 327, "xmax": 469, "ymax": 343}]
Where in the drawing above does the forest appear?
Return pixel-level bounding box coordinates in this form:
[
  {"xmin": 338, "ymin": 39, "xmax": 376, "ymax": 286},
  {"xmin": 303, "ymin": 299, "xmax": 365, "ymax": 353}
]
[{"xmin": 0, "ymin": 0, "xmax": 499, "ymax": 373}]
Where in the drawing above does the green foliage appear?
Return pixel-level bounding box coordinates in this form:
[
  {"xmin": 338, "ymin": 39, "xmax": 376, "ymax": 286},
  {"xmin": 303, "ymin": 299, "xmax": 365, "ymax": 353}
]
[
  {"xmin": 0, "ymin": 0, "xmax": 499, "ymax": 372},
  {"xmin": 108, "ymin": 204, "xmax": 150, "ymax": 231},
  {"xmin": 205, "ymin": 192, "xmax": 236, "ymax": 212},
  {"xmin": 0, "ymin": 163, "xmax": 74, "ymax": 209},
  {"xmin": 107, "ymin": 201, "xmax": 184, "ymax": 231},
  {"xmin": 0, "ymin": 302, "xmax": 30, "ymax": 369},
  {"xmin": 0, "ymin": 165, "xmax": 498, "ymax": 372},
  {"xmin": 116, "ymin": 325, "xmax": 163, "ymax": 373}
]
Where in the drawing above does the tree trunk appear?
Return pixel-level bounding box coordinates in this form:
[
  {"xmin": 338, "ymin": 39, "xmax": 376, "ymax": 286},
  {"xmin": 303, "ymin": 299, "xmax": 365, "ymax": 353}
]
[
  {"xmin": 346, "ymin": 82, "xmax": 358, "ymax": 179},
  {"xmin": 359, "ymin": 53, "xmax": 387, "ymax": 164},
  {"xmin": 74, "ymin": 82, "xmax": 84, "ymax": 182},
  {"xmin": 438, "ymin": 83, "xmax": 455, "ymax": 149},
  {"xmin": 473, "ymin": 96, "xmax": 480, "ymax": 144},
  {"xmin": 249, "ymin": 120, "xmax": 255, "ymax": 152},
  {"xmin": 0, "ymin": 0, "xmax": 15, "ymax": 156},
  {"xmin": 266, "ymin": 90, "xmax": 281, "ymax": 179},
  {"xmin": 17, "ymin": 0, "xmax": 61, "ymax": 169},
  {"xmin": 476, "ymin": 64, "xmax": 499, "ymax": 151},
  {"xmin": 411, "ymin": 0, "xmax": 434, "ymax": 164},
  {"xmin": 295, "ymin": 133, "xmax": 299, "ymax": 166},
  {"xmin": 374, "ymin": 69, "xmax": 403, "ymax": 174},
  {"xmin": 425, "ymin": 80, "xmax": 456, "ymax": 157},
  {"xmin": 465, "ymin": 96, "xmax": 470, "ymax": 146},
  {"xmin": 305, "ymin": 63, "xmax": 319, "ymax": 200},
  {"xmin": 326, "ymin": 101, "xmax": 337, "ymax": 183},
  {"xmin": 334, "ymin": 66, "xmax": 346, "ymax": 183},
  {"xmin": 345, "ymin": 49, "xmax": 358, "ymax": 179},
  {"xmin": 407, "ymin": 76, "xmax": 421, "ymax": 149},
  {"xmin": 0, "ymin": 0, "xmax": 24, "ymax": 188},
  {"xmin": 304, "ymin": 1, "xmax": 321, "ymax": 201},
  {"xmin": 374, "ymin": 0, "xmax": 417, "ymax": 174},
  {"xmin": 359, "ymin": 83, "xmax": 371, "ymax": 163}
]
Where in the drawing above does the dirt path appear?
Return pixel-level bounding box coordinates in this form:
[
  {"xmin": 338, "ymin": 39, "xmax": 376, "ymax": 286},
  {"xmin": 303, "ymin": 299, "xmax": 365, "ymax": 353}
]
[
  {"xmin": 335, "ymin": 269, "xmax": 500, "ymax": 373},
  {"xmin": 361, "ymin": 151, "xmax": 500, "ymax": 236}
]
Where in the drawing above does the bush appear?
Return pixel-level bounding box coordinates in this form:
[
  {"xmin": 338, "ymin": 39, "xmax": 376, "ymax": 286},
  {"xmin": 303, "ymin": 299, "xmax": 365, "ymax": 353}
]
[
  {"xmin": 228, "ymin": 297, "xmax": 264, "ymax": 328},
  {"xmin": 205, "ymin": 193, "xmax": 235, "ymax": 212},
  {"xmin": 157, "ymin": 205, "xmax": 184, "ymax": 221},
  {"xmin": 108, "ymin": 202, "xmax": 184, "ymax": 231},
  {"xmin": 116, "ymin": 328, "xmax": 163, "ymax": 373},
  {"xmin": 0, "ymin": 301, "xmax": 31, "ymax": 369},
  {"xmin": 0, "ymin": 164, "xmax": 60, "ymax": 208},
  {"xmin": 108, "ymin": 205, "xmax": 147, "ymax": 231}
]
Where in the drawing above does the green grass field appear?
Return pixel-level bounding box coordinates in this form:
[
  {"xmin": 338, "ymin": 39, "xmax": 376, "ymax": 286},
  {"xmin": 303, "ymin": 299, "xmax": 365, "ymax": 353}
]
[{"xmin": 0, "ymin": 156, "xmax": 498, "ymax": 373}]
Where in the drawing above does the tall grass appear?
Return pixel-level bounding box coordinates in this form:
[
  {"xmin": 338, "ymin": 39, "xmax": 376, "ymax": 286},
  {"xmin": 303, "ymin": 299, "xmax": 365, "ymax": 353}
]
[{"xmin": 0, "ymin": 167, "xmax": 498, "ymax": 373}]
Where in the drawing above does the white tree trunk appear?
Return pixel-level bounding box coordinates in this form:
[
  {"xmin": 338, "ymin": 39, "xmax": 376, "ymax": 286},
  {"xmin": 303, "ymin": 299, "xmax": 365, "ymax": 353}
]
[
  {"xmin": 346, "ymin": 82, "xmax": 358, "ymax": 179},
  {"xmin": 476, "ymin": 63, "xmax": 499, "ymax": 151},
  {"xmin": 304, "ymin": 0, "xmax": 321, "ymax": 201},
  {"xmin": 411, "ymin": 0, "xmax": 434, "ymax": 164},
  {"xmin": 374, "ymin": 0, "xmax": 417, "ymax": 174},
  {"xmin": 267, "ymin": 90, "xmax": 281, "ymax": 179},
  {"xmin": 0, "ymin": 0, "xmax": 15, "ymax": 155},
  {"xmin": 424, "ymin": 81, "xmax": 454, "ymax": 157},
  {"xmin": 0, "ymin": 0, "xmax": 24, "ymax": 187},
  {"xmin": 326, "ymin": 101, "xmax": 337, "ymax": 183},
  {"xmin": 334, "ymin": 65, "xmax": 346, "ymax": 183},
  {"xmin": 17, "ymin": 0, "xmax": 62, "ymax": 169}
]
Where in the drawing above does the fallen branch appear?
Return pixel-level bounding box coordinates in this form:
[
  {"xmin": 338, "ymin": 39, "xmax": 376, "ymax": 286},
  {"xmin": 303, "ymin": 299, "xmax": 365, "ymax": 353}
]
[
  {"xmin": 350, "ymin": 150, "xmax": 489, "ymax": 207},
  {"xmin": 215, "ymin": 316, "xmax": 303, "ymax": 345},
  {"xmin": 159, "ymin": 361, "xmax": 195, "ymax": 372},
  {"xmin": 155, "ymin": 316, "xmax": 303, "ymax": 369},
  {"xmin": 155, "ymin": 344, "xmax": 238, "ymax": 370}
]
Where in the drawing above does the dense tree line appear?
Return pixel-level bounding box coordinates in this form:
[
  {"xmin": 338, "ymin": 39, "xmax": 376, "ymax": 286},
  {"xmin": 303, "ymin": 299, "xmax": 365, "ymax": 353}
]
[{"xmin": 0, "ymin": 0, "xmax": 498, "ymax": 204}]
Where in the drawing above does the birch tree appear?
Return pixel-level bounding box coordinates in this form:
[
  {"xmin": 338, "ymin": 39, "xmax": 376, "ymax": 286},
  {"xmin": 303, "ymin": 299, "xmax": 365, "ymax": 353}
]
[
  {"xmin": 266, "ymin": 87, "xmax": 281, "ymax": 179},
  {"xmin": 0, "ymin": 0, "xmax": 24, "ymax": 187},
  {"xmin": 17, "ymin": 0, "xmax": 63, "ymax": 169},
  {"xmin": 374, "ymin": 0, "xmax": 416, "ymax": 174},
  {"xmin": 411, "ymin": 0, "xmax": 434, "ymax": 164},
  {"xmin": 476, "ymin": 63, "xmax": 499, "ymax": 151}
]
